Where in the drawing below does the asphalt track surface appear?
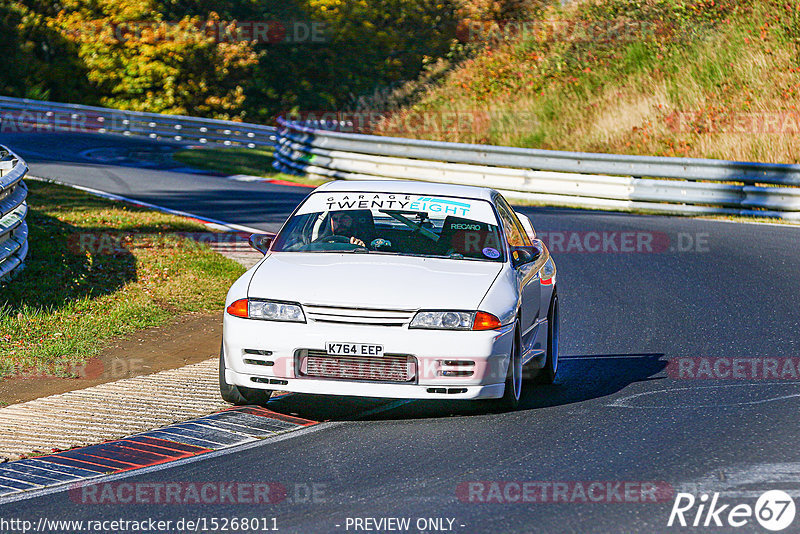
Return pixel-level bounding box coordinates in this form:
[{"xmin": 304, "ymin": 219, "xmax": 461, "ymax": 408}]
[{"xmin": 2, "ymin": 132, "xmax": 800, "ymax": 533}]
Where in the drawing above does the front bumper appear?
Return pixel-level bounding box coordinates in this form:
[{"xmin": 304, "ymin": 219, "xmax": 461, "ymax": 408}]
[{"xmin": 223, "ymin": 314, "xmax": 515, "ymax": 400}]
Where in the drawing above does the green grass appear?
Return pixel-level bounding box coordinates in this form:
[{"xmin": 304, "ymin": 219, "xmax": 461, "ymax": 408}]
[
  {"xmin": 381, "ymin": 0, "xmax": 800, "ymax": 164},
  {"xmin": 0, "ymin": 181, "xmax": 246, "ymax": 380},
  {"xmin": 173, "ymin": 147, "xmax": 330, "ymax": 187}
]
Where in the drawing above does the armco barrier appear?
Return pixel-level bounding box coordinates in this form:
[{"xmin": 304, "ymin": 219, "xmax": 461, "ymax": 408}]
[
  {"xmin": 0, "ymin": 96, "xmax": 275, "ymax": 148},
  {"xmin": 273, "ymin": 118, "xmax": 800, "ymax": 220},
  {"xmin": 0, "ymin": 146, "xmax": 28, "ymax": 282},
  {"xmin": 2, "ymin": 97, "xmax": 799, "ymax": 220}
]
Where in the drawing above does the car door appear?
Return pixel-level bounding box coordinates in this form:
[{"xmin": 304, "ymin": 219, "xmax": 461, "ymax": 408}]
[{"xmin": 495, "ymin": 196, "xmax": 541, "ymax": 352}]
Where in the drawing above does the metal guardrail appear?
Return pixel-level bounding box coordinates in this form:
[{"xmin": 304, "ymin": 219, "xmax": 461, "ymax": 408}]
[
  {"xmin": 274, "ymin": 118, "xmax": 800, "ymax": 220},
  {"xmin": 2, "ymin": 97, "xmax": 799, "ymax": 219},
  {"xmin": 0, "ymin": 96, "xmax": 276, "ymax": 148},
  {"xmin": 0, "ymin": 146, "xmax": 28, "ymax": 282}
]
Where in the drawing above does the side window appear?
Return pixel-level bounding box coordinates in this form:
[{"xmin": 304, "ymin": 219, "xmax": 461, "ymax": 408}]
[
  {"xmin": 495, "ymin": 198, "xmax": 526, "ymax": 247},
  {"xmin": 496, "ymin": 195, "xmax": 532, "ymax": 246}
]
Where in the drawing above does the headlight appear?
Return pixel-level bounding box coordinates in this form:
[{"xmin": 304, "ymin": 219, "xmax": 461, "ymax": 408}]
[
  {"xmin": 410, "ymin": 311, "xmax": 475, "ymax": 330},
  {"xmin": 410, "ymin": 310, "xmax": 502, "ymax": 330},
  {"xmin": 226, "ymin": 298, "xmax": 305, "ymax": 322},
  {"xmin": 250, "ymin": 299, "xmax": 305, "ymax": 322}
]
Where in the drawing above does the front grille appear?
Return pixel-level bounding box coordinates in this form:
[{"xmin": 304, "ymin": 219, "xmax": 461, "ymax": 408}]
[
  {"xmin": 299, "ymin": 350, "xmax": 416, "ymax": 383},
  {"xmin": 303, "ymin": 304, "xmax": 414, "ymax": 327}
]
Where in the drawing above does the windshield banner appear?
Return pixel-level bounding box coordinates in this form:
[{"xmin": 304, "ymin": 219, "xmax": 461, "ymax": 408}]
[{"xmin": 297, "ymin": 192, "xmax": 499, "ymax": 224}]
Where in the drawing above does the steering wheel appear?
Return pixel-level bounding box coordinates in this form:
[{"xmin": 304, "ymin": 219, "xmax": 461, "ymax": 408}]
[{"xmin": 312, "ymin": 235, "xmax": 352, "ymax": 244}]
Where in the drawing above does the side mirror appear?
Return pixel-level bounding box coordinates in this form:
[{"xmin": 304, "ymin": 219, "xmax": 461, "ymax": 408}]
[
  {"xmin": 511, "ymin": 239, "xmax": 548, "ymax": 271},
  {"xmin": 248, "ymin": 233, "xmax": 273, "ymax": 255},
  {"xmin": 511, "ymin": 245, "xmax": 541, "ymax": 269},
  {"xmin": 514, "ymin": 212, "xmax": 536, "ymax": 240}
]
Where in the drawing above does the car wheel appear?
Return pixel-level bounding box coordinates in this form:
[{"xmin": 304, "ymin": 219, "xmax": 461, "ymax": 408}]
[
  {"xmin": 219, "ymin": 344, "xmax": 272, "ymax": 406},
  {"xmin": 496, "ymin": 324, "xmax": 522, "ymax": 410},
  {"xmin": 535, "ymin": 289, "xmax": 559, "ymax": 385}
]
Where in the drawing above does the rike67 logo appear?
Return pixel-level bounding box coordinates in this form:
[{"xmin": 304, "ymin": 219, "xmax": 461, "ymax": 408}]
[{"xmin": 668, "ymin": 490, "xmax": 796, "ymax": 531}]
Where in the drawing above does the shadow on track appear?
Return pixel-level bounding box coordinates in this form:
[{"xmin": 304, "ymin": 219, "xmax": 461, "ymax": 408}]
[{"xmin": 261, "ymin": 352, "xmax": 667, "ymax": 422}]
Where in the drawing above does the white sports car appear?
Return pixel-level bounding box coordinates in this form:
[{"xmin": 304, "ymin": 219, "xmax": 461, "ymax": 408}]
[{"xmin": 220, "ymin": 180, "xmax": 559, "ymax": 409}]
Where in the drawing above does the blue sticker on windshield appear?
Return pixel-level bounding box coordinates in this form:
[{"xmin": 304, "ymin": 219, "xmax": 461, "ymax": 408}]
[
  {"xmin": 482, "ymin": 247, "xmax": 500, "ymax": 259},
  {"xmin": 371, "ymin": 238, "xmax": 392, "ymax": 249}
]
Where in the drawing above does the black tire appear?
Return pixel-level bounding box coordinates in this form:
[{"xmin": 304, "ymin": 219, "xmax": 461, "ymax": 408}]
[
  {"xmin": 534, "ymin": 289, "xmax": 559, "ymax": 385},
  {"xmin": 495, "ymin": 324, "xmax": 522, "ymax": 410},
  {"xmin": 219, "ymin": 344, "xmax": 272, "ymax": 406}
]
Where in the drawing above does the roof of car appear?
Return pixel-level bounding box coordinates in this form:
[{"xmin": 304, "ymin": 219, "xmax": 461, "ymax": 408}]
[{"xmin": 313, "ymin": 180, "xmax": 498, "ymax": 202}]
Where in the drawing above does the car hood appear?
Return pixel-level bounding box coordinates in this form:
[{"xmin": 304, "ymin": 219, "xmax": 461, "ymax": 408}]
[{"xmin": 248, "ymin": 253, "xmax": 503, "ymax": 310}]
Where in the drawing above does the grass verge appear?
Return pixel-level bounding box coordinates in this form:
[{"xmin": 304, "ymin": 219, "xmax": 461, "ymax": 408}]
[
  {"xmin": 380, "ymin": 0, "xmax": 800, "ymax": 164},
  {"xmin": 0, "ymin": 181, "xmax": 246, "ymax": 380},
  {"xmin": 173, "ymin": 147, "xmax": 330, "ymax": 187}
]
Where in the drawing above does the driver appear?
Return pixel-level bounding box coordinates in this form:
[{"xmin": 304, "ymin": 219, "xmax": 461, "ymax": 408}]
[{"xmin": 329, "ymin": 211, "xmax": 369, "ymax": 247}]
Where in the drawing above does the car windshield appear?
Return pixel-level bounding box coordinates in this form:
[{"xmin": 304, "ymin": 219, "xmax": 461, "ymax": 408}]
[{"xmin": 271, "ymin": 192, "xmax": 506, "ymax": 262}]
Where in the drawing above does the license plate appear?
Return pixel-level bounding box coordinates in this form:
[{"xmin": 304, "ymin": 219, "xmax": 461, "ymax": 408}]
[{"xmin": 326, "ymin": 342, "xmax": 384, "ymax": 357}]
